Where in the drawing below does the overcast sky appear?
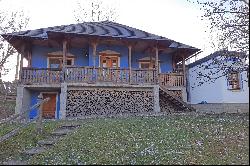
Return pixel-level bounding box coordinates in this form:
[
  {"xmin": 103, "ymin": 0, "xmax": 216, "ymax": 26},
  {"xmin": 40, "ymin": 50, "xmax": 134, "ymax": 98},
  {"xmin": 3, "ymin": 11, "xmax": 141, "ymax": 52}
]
[{"xmin": 1, "ymin": 0, "xmax": 213, "ymax": 81}]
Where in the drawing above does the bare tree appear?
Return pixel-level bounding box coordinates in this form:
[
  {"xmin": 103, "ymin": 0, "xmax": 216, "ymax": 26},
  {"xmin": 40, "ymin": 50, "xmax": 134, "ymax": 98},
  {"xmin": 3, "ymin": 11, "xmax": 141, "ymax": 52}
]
[
  {"xmin": 0, "ymin": 9, "xmax": 29, "ymax": 80},
  {"xmin": 74, "ymin": 0, "xmax": 118, "ymax": 22},
  {"xmin": 188, "ymin": 0, "xmax": 249, "ymax": 87}
]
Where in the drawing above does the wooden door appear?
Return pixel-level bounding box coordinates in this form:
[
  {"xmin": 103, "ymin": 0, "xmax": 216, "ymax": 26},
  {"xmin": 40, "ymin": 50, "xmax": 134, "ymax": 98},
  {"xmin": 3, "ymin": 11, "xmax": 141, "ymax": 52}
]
[{"xmin": 42, "ymin": 93, "xmax": 56, "ymax": 119}]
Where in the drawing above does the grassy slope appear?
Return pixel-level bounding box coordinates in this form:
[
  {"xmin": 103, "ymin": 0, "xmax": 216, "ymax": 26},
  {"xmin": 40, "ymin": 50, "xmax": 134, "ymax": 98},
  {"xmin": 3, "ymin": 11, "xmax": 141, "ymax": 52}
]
[
  {"xmin": 28, "ymin": 114, "xmax": 249, "ymax": 165},
  {"xmin": 0, "ymin": 121, "xmax": 62, "ymax": 162}
]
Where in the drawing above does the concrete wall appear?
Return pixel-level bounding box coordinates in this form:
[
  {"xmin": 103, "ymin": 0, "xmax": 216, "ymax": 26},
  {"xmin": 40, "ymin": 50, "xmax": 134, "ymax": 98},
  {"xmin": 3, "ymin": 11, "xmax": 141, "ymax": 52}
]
[
  {"xmin": 193, "ymin": 103, "xmax": 249, "ymax": 114},
  {"xmin": 188, "ymin": 59, "xmax": 249, "ymax": 104},
  {"xmin": 15, "ymin": 86, "xmax": 31, "ymax": 118}
]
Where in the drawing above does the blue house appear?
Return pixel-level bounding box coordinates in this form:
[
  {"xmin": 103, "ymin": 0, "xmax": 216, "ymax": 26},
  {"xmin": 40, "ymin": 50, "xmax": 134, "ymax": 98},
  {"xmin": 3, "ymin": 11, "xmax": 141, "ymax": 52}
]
[{"xmin": 2, "ymin": 21, "xmax": 200, "ymax": 119}]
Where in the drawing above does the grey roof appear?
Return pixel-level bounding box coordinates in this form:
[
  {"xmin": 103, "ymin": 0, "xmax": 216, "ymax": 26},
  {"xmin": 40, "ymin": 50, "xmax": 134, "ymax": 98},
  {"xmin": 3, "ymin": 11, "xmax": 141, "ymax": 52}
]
[
  {"xmin": 187, "ymin": 50, "xmax": 245, "ymax": 68},
  {"xmin": 2, "ymin": 21, "xmax": 198, "ymax": 49}
]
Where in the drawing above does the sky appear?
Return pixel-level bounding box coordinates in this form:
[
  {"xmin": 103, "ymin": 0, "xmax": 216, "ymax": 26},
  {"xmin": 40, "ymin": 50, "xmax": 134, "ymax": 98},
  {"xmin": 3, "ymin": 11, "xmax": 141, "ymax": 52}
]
[{"xmin": 0, "ymin": 0, "xmax": 214, "ymax": 81}]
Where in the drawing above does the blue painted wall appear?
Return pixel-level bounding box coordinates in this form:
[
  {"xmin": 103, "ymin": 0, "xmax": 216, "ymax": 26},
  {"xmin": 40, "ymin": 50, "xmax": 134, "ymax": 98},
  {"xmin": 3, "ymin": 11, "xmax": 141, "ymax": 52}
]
[
  {"xmin": 29, "ymin": 91, "xmax": 60, "ymax": 119},
  {"xmin": 31, "ymin": 45, "xmax": 89, "ymax": 68},
  {"xmin": 30, "ymin": 91, "xmax": 39, "ymax": 119},
  {"xmin": 56, "ymin": 93, "xmax": 60, "ymax": 119},
  {"xmin": 31, "ymin": 44, "xmax": 173, "ymax": 72},
  {"xmin": 159, "ymin": 53, "xmax": 173, "ymax": 73}
]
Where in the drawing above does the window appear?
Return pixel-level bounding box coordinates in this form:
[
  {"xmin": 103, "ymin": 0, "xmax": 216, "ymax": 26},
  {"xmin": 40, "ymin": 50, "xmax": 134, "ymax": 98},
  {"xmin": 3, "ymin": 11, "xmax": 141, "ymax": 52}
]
[
  {"xmin": 67, "ymin": 59, "xmax": 73, "ymax": 65},
  {"xmin": 49, "ymin": 58, "xmax": 62, "ymax": 68},
  {"xmin": 140, "ymin": 62, "xmax": 150, "ymax": 69},
  {"xmin": 139, "ymin": 61, "xmax": 161, "ymax": 72},
  {"xmin": 48, "ymin": 57, "xmax": 74, "ymax": 68},
  {"xmin": 228, "ymin": 72, "xmax": 240, "ymax": 90},
  {"xmin": 100, "ymin": 55, "xmax": 119, "ymax": 68}
]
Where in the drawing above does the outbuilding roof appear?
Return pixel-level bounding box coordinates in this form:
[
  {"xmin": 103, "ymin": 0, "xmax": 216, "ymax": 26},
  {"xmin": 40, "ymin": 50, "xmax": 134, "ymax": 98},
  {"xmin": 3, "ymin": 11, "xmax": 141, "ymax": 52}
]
[{"xmin": 187, "ymin": 50, "xmax": 246, "ymax": 68}]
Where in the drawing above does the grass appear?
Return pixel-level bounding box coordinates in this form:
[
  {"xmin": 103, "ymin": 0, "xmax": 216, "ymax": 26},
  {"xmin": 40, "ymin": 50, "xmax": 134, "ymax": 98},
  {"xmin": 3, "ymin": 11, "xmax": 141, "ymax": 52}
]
[
  {"xmin": 25, "ymin": 114, "xmax": 249, "ymax": 165},
  {"xmin": 0, "ymin": 120, "xmax": 62, "ymax": 162}
]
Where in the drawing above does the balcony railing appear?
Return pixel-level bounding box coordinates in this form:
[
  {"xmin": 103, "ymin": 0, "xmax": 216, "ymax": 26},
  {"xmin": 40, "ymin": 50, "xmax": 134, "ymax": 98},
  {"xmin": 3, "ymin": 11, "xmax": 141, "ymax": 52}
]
[
  {"xmin": 21, "ymin": 68, "xmax": 63, "ymax": 84},
  {"xmin": 21, "ymin": 67, "xmax": 184, "ymax": 87},
  {"xmin": 65, "ymin": 67, "xmax": 157, "ymax": 84},
  {"xmin": 21, "ymin": 67, "xmax": 157, "ymax": 85},
  {"xmin": 159, "ymin": 73, "xmax": 184, "ymax": 87}
]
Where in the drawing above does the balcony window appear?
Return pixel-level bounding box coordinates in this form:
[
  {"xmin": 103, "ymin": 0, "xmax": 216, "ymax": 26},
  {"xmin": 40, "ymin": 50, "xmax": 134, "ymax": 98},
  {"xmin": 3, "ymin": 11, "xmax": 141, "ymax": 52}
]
[{"xmin": 48, "ymin": 57, "xmax": 74, "ymax": 69}]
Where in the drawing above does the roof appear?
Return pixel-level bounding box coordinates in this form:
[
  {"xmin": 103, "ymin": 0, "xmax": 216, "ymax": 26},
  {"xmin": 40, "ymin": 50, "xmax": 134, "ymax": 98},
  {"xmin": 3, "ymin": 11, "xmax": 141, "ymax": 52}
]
[
  {"xmin": 1, "ymin": 21, "xmax": 198, "ymax": 50},
  {"xmin": 187, "ymin": 50, "xmax": 246, "ymax": 68}
]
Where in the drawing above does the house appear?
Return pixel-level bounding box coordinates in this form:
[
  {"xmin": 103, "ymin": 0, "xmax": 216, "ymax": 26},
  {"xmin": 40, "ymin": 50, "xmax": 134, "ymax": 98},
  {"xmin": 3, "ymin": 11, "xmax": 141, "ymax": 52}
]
[
  {"xmin": 1, "ymin": 21, "xmax": 200, "ymax": 119},
  {"xmin": 187, "ymin": 50, "xmax": 249, "ymax": 113}
]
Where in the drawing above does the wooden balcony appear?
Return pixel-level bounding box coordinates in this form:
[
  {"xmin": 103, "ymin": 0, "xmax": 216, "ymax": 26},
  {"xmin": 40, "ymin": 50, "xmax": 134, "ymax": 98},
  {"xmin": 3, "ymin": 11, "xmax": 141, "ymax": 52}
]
[
  {"xmin": 65, "ymin": 67, "xmax": 157, "ymax": 85},
  {"xmin": 21, "ymin": 67, "xmax": 184, "ymax": 88},
  {"xmin": 159, "ymin": 73, "xmax": 184, "ymax": 87},
  {"xmin": 21, "ymin": 68, "xmax": 63, "ymax": 84}
]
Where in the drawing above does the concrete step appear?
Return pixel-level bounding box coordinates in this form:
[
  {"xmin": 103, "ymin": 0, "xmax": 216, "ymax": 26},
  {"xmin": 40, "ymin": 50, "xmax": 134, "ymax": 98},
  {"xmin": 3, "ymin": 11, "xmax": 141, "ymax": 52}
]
[
  {"xmin": 37, "ymin": 138, "xmax": 58, "ymax": 146},
  {"xmin": 3, "ymin": 160, "xmax": 28, "ymax": 165},
  {"xmin": 59, "ymin": 124, "xmax": 81, "ymax": 129},
  {"xmin": 51, "ymin": 128, "xmax": 73, "ymax": 136},
  {"xmin": 23, "ymin": 146, "xmax": 48, "ymax": 155}
]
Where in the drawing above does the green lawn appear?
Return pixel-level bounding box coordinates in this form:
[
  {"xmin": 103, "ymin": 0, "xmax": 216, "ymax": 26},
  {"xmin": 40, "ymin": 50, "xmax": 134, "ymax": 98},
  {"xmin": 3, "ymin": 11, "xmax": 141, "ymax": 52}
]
[{"xmin": 24, "ymin": 114, "xmax": 249, "ymax": 165}]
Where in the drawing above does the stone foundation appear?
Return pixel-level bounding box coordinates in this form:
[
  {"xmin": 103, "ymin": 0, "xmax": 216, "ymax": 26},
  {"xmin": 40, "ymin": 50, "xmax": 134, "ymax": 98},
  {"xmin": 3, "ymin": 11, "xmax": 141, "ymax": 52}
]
[
  {"xmin": 65, "ymin": 87, "xmax": 154, "ymax": 118},
  {"xmin": 192, "ymin": 103, "xmax": 249, "ymax": 114}
]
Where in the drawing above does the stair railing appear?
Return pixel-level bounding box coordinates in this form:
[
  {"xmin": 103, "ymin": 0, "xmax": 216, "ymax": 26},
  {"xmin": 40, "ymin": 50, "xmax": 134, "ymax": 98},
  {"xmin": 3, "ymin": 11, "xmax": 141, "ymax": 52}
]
[
  {"xmin": 159, "ymin": 85, "xmax": 195, "ymax": 112},
  {"xmin": 0, "ymin": 96, "xmax": 50, "ymax": 143}
]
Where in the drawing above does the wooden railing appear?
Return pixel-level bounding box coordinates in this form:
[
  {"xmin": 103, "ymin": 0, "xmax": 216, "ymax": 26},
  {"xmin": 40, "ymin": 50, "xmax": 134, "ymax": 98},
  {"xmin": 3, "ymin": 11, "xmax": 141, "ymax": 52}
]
[
  {"xmin": 20, "ymin": 67, "xmax": 184, "ymax": 87},
  {"xmin": 159, "ymin": 73, "xmax": 184, "ymax": 87},
  {"xmin": 21, "ymin": 67, "xmax": 63, "ymax": 84},
  {"xmin": 65, "ymin": 67, "xmax": 156, "ymax": 85}
]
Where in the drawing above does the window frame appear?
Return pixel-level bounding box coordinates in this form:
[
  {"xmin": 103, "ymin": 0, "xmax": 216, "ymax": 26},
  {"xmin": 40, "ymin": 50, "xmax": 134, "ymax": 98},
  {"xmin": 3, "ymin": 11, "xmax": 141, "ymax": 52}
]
[
  {"xmin": 227, "ymin": 72, "xmax": 241, "ymax": 90},
  {"xmin": 99, "ymin": 54, "xmax": 120, "ymax": 68},
  {"xmin": 139, "ymin": 60, "xmax": 161, "ymax": 72},
  {"xmin": 47, "ymin": 56, "xmax": 75, "ymax": 69}
]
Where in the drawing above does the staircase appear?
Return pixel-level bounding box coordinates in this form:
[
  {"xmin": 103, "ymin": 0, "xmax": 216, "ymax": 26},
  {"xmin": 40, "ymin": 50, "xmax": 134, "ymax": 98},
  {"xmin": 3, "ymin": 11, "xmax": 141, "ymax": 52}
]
[
  {"xmin": 159, "ymin": 86, "xmax": 195, "ymax": 113},
  {"xmin": 2, "ymin": 123, "xmax": 81, "ymax": 165}
]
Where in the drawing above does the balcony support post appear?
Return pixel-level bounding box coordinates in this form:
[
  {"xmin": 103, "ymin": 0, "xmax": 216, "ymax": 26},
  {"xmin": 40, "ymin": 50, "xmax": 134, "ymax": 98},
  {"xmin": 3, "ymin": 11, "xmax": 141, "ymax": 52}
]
[
  {"xmin": 128, "ymin": 45, "xmax": 132, "ymax": 83},
  {"xmin": 155, "ymin": 45, "xmax": 159, "ymax": 84},
  {"xmin": 19, "ymin": 44, "xmax": 25, "ymax": 81},
  {"xmin": 62, "ymin": 40, "xmax": 67, "ymax": 82},
  {"xmin": 182, "ymin": 54, "xmax": 186, "ymax": 87},
  {"xmin": 92, "ymin": 42, "xmax": 97, "ymax": 68}
]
